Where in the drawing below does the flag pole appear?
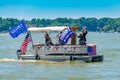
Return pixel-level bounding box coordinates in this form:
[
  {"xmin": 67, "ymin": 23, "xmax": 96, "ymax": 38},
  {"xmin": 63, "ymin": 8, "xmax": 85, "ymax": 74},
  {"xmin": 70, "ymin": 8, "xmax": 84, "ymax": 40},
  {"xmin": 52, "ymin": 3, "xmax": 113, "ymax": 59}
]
[
  {"xmin": 28, "ymin": 30, "xmax": 40, "ymax": 60},
  {"xmin": 28, "ymin": 30, "xmax": 34, "ymax": 49}
]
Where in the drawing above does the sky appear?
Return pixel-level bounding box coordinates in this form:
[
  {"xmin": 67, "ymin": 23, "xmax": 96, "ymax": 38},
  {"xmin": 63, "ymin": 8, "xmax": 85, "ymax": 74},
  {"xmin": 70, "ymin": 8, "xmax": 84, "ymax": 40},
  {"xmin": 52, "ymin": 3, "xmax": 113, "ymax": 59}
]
[{"xmin": 0, "ymin": 0, "xmax": 120, "ymax": 20}]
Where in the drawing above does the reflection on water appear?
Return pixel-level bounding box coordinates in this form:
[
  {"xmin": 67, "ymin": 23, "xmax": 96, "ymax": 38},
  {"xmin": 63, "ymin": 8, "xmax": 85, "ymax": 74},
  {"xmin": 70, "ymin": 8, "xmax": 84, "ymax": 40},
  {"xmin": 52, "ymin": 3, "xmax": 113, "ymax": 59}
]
[{"xmin": 0, "ymin": 32, "xmax": 120, "ymax": 80}]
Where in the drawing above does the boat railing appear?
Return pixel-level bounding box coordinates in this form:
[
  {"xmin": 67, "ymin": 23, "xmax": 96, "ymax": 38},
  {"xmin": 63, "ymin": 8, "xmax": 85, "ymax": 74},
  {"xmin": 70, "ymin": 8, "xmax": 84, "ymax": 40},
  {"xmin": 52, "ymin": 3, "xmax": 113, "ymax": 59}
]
[{"xmin": 33, "ymin": 44, "xmax": 88, "ymax": 55}]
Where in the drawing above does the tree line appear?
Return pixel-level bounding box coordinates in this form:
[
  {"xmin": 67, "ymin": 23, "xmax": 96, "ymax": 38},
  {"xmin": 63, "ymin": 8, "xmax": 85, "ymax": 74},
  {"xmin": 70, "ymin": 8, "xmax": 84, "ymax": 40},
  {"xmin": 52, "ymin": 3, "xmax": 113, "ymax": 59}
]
[{"xmin": 0, "ymin": 17, "xmax": 120, "ymax": 33}]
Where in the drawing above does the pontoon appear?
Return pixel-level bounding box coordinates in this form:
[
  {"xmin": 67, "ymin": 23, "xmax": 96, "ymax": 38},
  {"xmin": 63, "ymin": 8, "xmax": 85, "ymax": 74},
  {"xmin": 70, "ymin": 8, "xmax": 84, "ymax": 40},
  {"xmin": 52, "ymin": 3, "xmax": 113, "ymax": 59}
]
[{"xmin": 16, "ymin": 27, "xmax": 103, "ymax": 62}]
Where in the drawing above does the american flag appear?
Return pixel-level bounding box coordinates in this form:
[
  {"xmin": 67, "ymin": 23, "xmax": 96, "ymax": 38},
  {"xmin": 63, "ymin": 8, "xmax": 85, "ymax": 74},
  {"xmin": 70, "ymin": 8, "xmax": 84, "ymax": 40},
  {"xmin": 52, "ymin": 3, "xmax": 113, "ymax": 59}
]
[{"xmin": 20, "ymin": 32, "xmax": 32, "ymax": 53}]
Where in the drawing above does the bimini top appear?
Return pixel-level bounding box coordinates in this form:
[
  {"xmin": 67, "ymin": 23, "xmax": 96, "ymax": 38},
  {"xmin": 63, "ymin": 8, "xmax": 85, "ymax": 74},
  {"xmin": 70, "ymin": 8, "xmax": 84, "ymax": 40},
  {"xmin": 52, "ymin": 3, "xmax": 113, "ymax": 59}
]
[{"xmin": 28, "ymin": 26, "xmax": 67, "ymax": 32}]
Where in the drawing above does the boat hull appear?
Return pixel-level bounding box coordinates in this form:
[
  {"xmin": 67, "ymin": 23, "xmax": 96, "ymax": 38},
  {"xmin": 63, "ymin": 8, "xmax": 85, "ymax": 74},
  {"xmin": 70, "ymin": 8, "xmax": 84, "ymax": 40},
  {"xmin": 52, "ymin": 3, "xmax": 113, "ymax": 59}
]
[{"xmin": 17, "ymin": 53, "xmax": 103, "ymax": 62}]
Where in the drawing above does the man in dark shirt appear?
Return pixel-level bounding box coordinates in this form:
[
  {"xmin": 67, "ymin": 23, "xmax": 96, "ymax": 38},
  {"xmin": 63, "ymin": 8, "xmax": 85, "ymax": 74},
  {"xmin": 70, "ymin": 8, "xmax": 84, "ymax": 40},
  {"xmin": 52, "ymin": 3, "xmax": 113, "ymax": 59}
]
[{"xmin": 78, "ymin": 27, "xmax": 88, "ymax": 45}]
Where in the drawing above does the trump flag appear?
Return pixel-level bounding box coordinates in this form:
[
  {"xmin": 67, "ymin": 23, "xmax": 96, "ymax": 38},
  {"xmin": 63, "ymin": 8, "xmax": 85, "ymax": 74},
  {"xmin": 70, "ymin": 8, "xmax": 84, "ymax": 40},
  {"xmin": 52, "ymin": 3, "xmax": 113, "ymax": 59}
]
[
  {"xmin": 59, "ymin": 27, "xmax": 73, "ymax": 45},
  {"xmin": 9, "ymin": 20, "xmax": 28, "ymax": 38}
]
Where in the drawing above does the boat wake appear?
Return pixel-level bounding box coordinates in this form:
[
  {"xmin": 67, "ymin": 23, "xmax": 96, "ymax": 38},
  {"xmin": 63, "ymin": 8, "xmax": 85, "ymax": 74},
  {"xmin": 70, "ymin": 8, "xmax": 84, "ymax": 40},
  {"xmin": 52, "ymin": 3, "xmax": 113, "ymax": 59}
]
[
  {"xmin": 0, "ymin": 58, "xmax": 41, "ymax": 63},
  {"xmin": 0, "ymin": 58, "xmax": 85, "ymax": 64},
  {"xmin": 0, "ymin": 58, "xmax": 17, "ymax": 62}
]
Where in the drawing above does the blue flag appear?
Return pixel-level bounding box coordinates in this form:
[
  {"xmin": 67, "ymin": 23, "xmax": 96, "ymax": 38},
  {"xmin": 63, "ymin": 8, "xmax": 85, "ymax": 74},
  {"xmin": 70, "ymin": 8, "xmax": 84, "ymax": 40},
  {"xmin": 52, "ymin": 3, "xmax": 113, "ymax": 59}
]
[
  {"xmin": 59, "ymin": 27, "xmax": 73, "ymax": 45},
  {"xmin": 9, "ymin": 20, "xmax": 28, "ymax": 38}
]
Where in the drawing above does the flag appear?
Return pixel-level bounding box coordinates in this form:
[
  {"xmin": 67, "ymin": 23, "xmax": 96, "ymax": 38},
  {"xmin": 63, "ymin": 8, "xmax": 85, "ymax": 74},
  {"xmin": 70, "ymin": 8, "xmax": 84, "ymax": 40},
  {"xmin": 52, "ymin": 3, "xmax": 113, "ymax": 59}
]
[
  {"xmin": 59, "ymin": 27, "xmax": 73, "ymax": 45},
  {"xmin": 20, "ymin": 32, "xmax": 32, "ymax": 53},
  {"xmin": 9, "ymin": 20, "xmax": 28, "ymax": 38}
]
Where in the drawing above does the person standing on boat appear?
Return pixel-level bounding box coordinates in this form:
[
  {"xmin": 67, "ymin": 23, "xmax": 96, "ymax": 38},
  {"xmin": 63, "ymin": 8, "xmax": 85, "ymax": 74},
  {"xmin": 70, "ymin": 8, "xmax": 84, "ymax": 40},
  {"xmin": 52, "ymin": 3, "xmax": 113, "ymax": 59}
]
[
  {"xmin": 78, "ymin": 27, "xmax": 88, "ymax": 45},
  {"xmin": 44, "ymin": 32, "xmax": 49, "ymax": 44},
  {"xmin": 44, "ymin": 32, "xmax": 54, "ymax": 46}
]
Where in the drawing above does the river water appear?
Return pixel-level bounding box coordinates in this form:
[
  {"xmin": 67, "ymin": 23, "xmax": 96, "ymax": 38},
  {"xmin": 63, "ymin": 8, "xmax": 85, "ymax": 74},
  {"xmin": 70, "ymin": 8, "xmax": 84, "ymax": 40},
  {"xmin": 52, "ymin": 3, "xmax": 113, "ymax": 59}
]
[{"xmin": 0, "ymin": 32, "xmax": 120, "ymax": 80}]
